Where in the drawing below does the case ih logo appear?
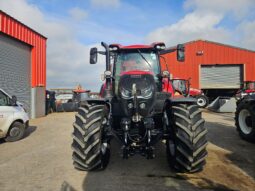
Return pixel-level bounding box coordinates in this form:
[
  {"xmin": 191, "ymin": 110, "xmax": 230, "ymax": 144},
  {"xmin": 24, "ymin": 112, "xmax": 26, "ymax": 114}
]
[{"xmin": 131, "ymin": 75, "xmax": 141, "ymax": 78}]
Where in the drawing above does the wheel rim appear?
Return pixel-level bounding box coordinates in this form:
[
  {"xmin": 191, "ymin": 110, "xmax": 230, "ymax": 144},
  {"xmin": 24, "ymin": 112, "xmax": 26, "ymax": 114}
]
[
  {"xmin": 9, "ymin": 127, "xmax": 21, "ymax": 137},
  {"xmin": 239, "ymin": 109, "xmax": 252, "ymax": 134},
  {"xmin": 197, "ymin": 97, "xmax": 206, "ymax": 107}
]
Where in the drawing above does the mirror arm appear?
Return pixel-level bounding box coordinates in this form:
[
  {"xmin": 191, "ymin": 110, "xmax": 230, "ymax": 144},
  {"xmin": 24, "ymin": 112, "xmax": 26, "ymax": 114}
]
[{"xmin": 97, "ymin": 51, "xmax": 106, "ymax": 55}]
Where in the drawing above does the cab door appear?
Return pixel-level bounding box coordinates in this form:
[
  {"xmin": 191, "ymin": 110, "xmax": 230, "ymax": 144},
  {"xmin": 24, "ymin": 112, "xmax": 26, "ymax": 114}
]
[{"xmin": 0, "ymin": 91, "xmax": 14, "ymax": 137}]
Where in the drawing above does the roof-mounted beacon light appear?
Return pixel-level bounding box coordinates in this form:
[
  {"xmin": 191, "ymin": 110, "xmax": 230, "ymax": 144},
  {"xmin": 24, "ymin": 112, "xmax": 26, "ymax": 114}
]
[
  {"xmin": 152, "ymin": 42, "xmax": 166, "ymax": 50},
  {"xmin": 109, "ymin": 44, "xmax": 121, "ymax": 51}
]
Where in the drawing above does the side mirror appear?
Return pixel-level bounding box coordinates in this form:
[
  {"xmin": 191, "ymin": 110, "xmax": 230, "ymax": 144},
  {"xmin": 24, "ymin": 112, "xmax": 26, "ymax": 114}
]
[
  {"xmin": 177, "ymin": 44, "xmax": 185, "ymax": 62},
  {"xmin": 90, "ymin": 47, "xmax": 98, "ymax": 64},
  {"xmin": 11, "ymin": 95, "xmax": 17, "ymax": 105}
]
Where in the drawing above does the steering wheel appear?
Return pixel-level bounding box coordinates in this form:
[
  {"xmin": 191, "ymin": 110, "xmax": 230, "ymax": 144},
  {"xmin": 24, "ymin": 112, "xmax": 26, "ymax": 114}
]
[{"xmin": 174, "ymin": 89, "xmax": 183, "ymax": 96}]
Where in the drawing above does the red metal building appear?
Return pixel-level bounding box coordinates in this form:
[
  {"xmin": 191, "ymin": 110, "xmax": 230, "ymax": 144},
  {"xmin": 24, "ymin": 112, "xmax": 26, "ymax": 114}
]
[
  {"xmin": 0, "ymin": 10, "xmax": 47, "ymax": 118},
  {"xmin": 160, "ymin": 39, "xmax": 255, "ymax": 97}
]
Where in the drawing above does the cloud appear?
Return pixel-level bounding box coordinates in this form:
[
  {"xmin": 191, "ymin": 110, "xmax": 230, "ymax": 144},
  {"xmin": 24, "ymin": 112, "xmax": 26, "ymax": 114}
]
[
  {"xmin": 68, "ymin": 7, "xmax": 88, "ymax": 21},
  {"xmin": 146, "ymin": 12, "xmax": 230, "ymax": 46},
  {"xmin": 0, "ymin": 0, "xmax": 105, "ymax": 91},
  {"xmin": 146, "ymin": 0, "xmax": 255, "ymax": 49},
  {"xmin": 90, "ymin": 0, "xmax": 120, "ymax": 8},
  {"xmin": 184, "ymin": 0, "xmax": 255, "ymax": 19},
  {"xmin": 0, "ymin": 0, "xmax": 44, "ymax": 32},
  {"xmin": 238, "ymin": 20, "xmax": 255, "ymax": 49}
]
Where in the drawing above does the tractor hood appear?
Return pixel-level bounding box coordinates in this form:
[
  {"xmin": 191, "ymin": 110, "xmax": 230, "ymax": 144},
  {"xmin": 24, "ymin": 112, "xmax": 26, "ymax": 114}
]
[{"xmin": 189, "ymin": 88, "xmax": 202, "ymax": 96}]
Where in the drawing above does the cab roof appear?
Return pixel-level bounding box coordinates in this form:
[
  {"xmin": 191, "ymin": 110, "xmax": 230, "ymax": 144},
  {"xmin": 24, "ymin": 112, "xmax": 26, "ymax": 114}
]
[{"xmin": 109, "ymin": 42, "xmax": 165, "ymax": 50}]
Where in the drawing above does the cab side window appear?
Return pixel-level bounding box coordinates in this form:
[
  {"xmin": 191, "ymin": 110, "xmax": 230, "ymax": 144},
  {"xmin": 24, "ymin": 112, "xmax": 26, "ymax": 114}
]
[{"xmin": 0, "ymin": 91, "xmax": 10, "ymax": 106}]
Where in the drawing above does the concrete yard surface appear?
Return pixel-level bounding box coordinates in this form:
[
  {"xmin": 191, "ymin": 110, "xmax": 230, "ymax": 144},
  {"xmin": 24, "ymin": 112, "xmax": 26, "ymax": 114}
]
[{"xmin": 0, "ymin": 111, "xmax": 255, "ymax": 191}]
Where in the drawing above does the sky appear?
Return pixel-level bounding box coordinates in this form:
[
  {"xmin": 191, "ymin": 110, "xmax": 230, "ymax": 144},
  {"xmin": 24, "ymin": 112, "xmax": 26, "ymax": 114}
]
[{"xmin": 1, "ymin": 0, "xmax": 255, "ymax": 91}]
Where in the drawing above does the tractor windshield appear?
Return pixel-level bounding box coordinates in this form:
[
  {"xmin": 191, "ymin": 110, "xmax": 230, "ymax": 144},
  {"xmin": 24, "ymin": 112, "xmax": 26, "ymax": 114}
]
[{"xmin": 114, "ymin": 51, "xmax": 159, "ymax": 76}]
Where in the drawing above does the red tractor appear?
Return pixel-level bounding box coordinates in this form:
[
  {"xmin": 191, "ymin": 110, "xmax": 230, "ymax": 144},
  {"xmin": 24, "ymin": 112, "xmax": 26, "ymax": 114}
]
[
  {"xmin": 236, "ymin": 81, "xmax": 255, "ymax": 99},
  {"xmin": 170, "ymin": 78, "xmax": 209, "ymax": 108},
  {"xmin": 235, "ymin": 81, "xmax": 255, "ymax": 142},
  {"xmin": 71, "ymin": 42, "xmax": 208, "ymax": 173}
]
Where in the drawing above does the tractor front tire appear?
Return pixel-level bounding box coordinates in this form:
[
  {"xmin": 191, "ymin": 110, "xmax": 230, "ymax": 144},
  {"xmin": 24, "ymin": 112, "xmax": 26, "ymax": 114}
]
[
  {"xmin": 71, "ymin": 103, "xmax": 110, "ymax": 171},
  {"xmin": 166, "ymin": 104, "xmax": 208, "ymax": 173},
  {"xmin": 196, "ymin": 95, "xmax": 209, "ymax": 108},
  {"xmin": 235, "ymin": 99, "xmax": 255, "ymax": 142}
]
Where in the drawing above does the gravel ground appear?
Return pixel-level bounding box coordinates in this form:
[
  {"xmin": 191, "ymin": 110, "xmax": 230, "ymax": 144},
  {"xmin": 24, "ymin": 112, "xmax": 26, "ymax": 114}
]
[{"xmin": 0, "ymin": 111, "xmax": 254, "ymax": 191}]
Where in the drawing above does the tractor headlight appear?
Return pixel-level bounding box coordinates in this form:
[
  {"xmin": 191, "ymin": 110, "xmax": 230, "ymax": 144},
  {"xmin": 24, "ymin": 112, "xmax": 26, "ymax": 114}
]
[
  {"xmin": 141, "ymin": 86, "xmax": 153, "ymax": 99},
  {"xmin": 121, "ymin": 88, "xmax": 132, "ymax": 99}
]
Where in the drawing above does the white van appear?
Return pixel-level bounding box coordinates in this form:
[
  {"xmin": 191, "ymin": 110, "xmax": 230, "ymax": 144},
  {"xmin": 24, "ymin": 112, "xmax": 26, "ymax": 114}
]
[{"xmin": 0, "ymin": 89, "xmax": 29, "ymax": 142}]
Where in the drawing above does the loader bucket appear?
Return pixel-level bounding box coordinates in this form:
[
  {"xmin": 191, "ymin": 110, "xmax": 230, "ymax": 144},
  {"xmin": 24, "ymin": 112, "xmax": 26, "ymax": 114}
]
[{"xmin": 207, "ymin": 96, "xmax": 236, "ymax": 113}]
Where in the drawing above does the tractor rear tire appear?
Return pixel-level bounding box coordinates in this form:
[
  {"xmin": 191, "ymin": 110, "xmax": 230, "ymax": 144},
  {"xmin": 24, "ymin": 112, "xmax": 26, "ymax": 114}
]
[
  {"xmin": 235, "ymin": 99, "xmax": 255, "ymax": 142},
  {"xmin": 165, "ymin": 103, "xmax": 208, "ymax": 173},
  {"xmin": 71, "ymin": 103, "xmax": 110, "ymax": 171}
]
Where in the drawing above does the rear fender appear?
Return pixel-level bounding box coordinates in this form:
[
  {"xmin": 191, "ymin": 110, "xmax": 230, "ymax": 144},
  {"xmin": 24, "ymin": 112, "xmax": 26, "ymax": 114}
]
[
  {"xmin": 163, "ymin": 97, "xmax": 197, "ymax": 113},
  {"xmin": 240, "ymin": 94, "xmax": 255, "ymax": 104}
]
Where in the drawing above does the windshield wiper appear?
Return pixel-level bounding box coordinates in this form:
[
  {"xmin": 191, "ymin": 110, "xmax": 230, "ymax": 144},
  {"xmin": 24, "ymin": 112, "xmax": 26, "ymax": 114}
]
[{"xmin": 137, "ymin": 49, "xmax": 151, "ymax": 68}]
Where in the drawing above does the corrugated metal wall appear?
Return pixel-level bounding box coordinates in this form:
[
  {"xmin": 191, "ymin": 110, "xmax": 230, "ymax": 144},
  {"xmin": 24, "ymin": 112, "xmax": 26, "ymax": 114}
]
[
  {"xmin": 0, "ymin": 10, "xmax": 47, "ymax": 87},
  {"xmin": 0, "ymin": 34, "xmax": 31, "ymax": 113},
  {"xmin": 161, "ymin": 40, "xmax": 255, "ymax": 89},
  {"xmin": 200, "ymin": 65, "xmax": 242, "ymax": 89}
]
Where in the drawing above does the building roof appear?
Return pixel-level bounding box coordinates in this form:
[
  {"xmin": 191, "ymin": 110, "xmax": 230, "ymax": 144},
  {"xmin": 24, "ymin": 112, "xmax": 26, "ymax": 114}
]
[
  {"xmin": 161, "ymin": 39, "xmax": 255, "ymax": 54},
  {"xmin": 0, "ymin": 10, "xmax": 47, "ymax": 39},
  {"xmin": 186, "ymin": 39, "xmax": 255, "ymax": 53}
]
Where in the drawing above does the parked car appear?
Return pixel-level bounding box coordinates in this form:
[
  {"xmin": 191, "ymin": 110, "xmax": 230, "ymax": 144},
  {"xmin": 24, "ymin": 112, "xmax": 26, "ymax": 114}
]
[
  {"xmin": 55, "ymin": 93, "xmax": 73, "ymax": 103},
  {"xmin": 0, "ymin": 89, "xmax": 29, "ymax": 142}
]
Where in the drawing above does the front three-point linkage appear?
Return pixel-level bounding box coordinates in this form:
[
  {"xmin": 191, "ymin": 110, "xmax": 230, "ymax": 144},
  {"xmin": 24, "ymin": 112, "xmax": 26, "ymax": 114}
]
[{"xmin": 121, "ymin": 117, "xmax": 155, "ymax": 159}]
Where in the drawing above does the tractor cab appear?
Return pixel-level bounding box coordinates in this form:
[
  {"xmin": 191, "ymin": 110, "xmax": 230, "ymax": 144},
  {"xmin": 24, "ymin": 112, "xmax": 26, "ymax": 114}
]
[
  {"xmin": 242, "ymin": 81, "xmax": 255, "ymax": 92},
  {"xmin": 236, "ymin": 81, "xmax": 255, "ymax": 99},
  {"xmin": 111, "ymin": 45, "xmax": 162, "ymax": 96}
]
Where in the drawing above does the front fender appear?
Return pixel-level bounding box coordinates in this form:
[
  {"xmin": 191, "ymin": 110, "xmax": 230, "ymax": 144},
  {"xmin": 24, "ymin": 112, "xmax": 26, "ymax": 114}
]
[
  {"xmin": 83, "ymin": 98, "xmax": 109, "ymax": 105},
  {"xmin": 167, "ymin": 97, "xmax": 197, "ymax": 104}
]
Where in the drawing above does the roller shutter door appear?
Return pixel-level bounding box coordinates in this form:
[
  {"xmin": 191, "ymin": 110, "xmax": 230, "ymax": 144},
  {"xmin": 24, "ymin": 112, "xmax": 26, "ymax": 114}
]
[
  {"xmin": 0, "ymin": 34, "xmax": 31, "ymax": 115},
  {"xmin": 200, "ymin": 65, "xmax": 243, "ymax": 89}
]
